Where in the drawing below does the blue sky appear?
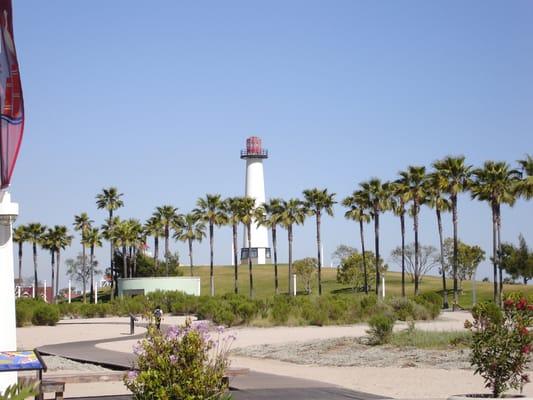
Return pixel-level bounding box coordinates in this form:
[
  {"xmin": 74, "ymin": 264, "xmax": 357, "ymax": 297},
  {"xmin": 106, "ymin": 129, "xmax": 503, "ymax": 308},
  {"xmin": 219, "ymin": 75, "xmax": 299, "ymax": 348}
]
[{"xmin": 9, "ymin": 1, "xmax": 533, "ymax": 290}]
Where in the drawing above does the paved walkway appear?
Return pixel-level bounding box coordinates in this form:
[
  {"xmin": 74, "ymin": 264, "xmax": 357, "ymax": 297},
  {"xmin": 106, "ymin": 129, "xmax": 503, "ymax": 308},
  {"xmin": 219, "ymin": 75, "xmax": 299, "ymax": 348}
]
[{"xmin": 37, "ymin": 324, "xmax": 389, "ymax": 399}]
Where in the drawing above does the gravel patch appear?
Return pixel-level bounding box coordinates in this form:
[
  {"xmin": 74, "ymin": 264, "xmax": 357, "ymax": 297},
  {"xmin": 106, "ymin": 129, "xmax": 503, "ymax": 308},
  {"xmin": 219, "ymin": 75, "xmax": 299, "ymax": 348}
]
[
  {"xmin": 42, "ymin": 355, "xmax": 112, "ymax": 372},
  {"xmin": 232, "ymin": 337, "xmax": 473, "ymax": 370}
]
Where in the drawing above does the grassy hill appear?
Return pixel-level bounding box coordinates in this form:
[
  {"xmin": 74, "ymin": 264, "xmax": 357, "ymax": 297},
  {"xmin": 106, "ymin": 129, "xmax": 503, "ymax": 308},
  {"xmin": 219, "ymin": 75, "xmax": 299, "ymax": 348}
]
[{"xmin": 186, "ymin": 263, "xmax": 532, "ymax": 309}]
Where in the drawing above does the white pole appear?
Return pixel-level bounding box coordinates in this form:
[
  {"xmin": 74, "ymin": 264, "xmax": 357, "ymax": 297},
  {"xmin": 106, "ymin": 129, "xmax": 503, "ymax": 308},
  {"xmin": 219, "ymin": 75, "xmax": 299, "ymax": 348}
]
[
  {"xmin": 32, "ymin": 283, "xmax": 35, "ymax": 298},
  {"xmin": 17, "ymin": 285, "xmax": 21, "ymax": 298},
  {"xmin": 320, "ymin": 244, "xmax": 324, "ymax": 267},
  {"xmin": 292, "ymin": 273, "xmax": 297, "ymax": 296},
  {"xmin": 472, "ymin": 272, "xmax": 477, "ymax": 306},
  {"xmin": 382, "ymin": 276, "xmax": 385, "ymax": 299},
  {"xmin": 43, "ymin": 280, "xmax": 47, "ymax": 302},
  {"xmin": 0, "ymin": 190, "xmax": 19, "ymax": 391},
  {"xmin": 68, "ymin": 280, "xmax": 71, "ymax": 304},
  {"xmin": 94, "ymin": 281, "xmax": 98, "ymax": 304}
]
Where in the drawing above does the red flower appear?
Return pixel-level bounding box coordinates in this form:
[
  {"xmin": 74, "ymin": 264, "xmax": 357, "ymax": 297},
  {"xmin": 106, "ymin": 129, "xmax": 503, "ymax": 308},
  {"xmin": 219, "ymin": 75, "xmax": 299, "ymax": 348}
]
[
  {"xmin": 504, "ymin": 299, "xmax": 515, "ymax": 309},
  {"xmin": 517, "ymin": 298, "xmax": 527, "ymax": 310},
  {"xmin": 522, "ymin": 345, "xmax": 531, "ymax": 354}
]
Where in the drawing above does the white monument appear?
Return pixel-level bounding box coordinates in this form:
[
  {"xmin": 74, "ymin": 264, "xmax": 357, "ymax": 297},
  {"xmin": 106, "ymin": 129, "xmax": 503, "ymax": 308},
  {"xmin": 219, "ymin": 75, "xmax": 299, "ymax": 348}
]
[{"xmin": 240, "ymin": 136, "xmax": 271, "ymax": 264}]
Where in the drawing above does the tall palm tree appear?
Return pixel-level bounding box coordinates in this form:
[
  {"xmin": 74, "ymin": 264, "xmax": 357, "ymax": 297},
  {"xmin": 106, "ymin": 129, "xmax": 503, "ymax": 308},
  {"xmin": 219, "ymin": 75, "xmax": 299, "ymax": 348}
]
[
  {"xmin": 153, "ymin": 205, "xmax": 179, "ymax": 275},
  {"xmin": 238, "ymin": 197, "xmax": 257, "ymax": 298},
  {"xmin": 278, "ymin": 198, "xmax": 306, "ymax": 295},
  {"xmin": 82, "ymin": 227, "xmax": 102, "ymax": 303},
  {"xmin": 73, "ymin": 212, "xmax": 93, "ymax": 295},
  {"xmin": 471, "ymin": 161, "xmax": 520, "ymax": 304},
  {"xmin": 43, "ymin": 225, "xmax": 72, "ymax": 301},
  {"xmin": 13, "ymin": 225, "xmax": 28, "ymax": 283},
  {"xmin": 173, "ymin": 213, "xmax": 206, "ymax": 277},
  {"xmin": 516, "ymin": 154, "xmax": 533, "ymax": 199},
  {"xmin": 359, "ymin": 179, "xmax": 391, "ymax": 296},
  {"xmin": 389, "ymin": 181, "xmax": 409, "ymax": 297},
  {"xmin": 398, "ymin": 166, "xmax": 427, "ymax": 296},
  {"xmin": 223, "ymin": 197, "xmax": 246, "ymax": 293},
  {"xmin": 426, "ymin": 171, "xmax": 451, "ymax": 308},
  {"xmin": 433, "ymin": 156, "xmax": 471, "ymax": 310},
  {"xmin": 96, "ymin": 187, "xmax": 124, "ymax": 299},
  {"xmin": 26, "ymin": 223, "xmax": 46, "ymax": 298},
  {"xmin": 41, "ymin": 230, "xmax": 56, "ymax": 302},
  {"xmin": 303, "ymin": 188, "xmax": 336, "ymax": 296},
  {"xmin": 195, "ymin": 194, "xmax": 227, "ymax": 296},
  {"xmin": 144, "ymin": 216, "xmax": 164, "ymax": 268},
  {"xmin": 342, "ymin": 191, "xmax": 371, "ymax": 294},
  {"xmin": 255, "ymin": 198, "xmax": 284, "ymax": 294}
]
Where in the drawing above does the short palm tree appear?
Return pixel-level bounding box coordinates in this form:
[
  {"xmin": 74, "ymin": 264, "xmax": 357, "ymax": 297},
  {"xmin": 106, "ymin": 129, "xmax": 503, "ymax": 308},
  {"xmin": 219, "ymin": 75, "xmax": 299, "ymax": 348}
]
[
  {"xmin": 223, "ymin": 197, "xmax": 247, "ymax": 293},
  {"xmin": 173, "ymin": 213, "xmax": 206, "ymax": 277},
  {"xmin": 255, "ymin": 198, "xmax": 284, "ymax": 294},
  {"xmin": 433, "ymin": 156, "xmax": 471, "ymax": 310},
  {"xmin": 194, "ymin": 194, "xmax": 227, "ymax": 296},
  {"xmin": 426, "ymin": 171, "xmax": 451, "ymax": 308},
  {"xmin": 279, "ymin": 198, "xmax": 306, "ymax": 295},
  {"xmin": 96, "ymin": 187, "xmax": 124, "ymax": 298},
  {"xmin": 82, "ymin": 227, "xmax": 102, "ymax": 303},
  {"xmin": 303, "ymin": 188, "xmax": 336, "ymax": 296},
  {"xmin": 238, "ymin": 197, "xmax": 257, "ymax": 298},
  {"xmin": 73, "ymin": 212, "xmax": 93, "ymax": 294},
  {"xmin": 144, "ymin": 216, "xmax": 164, "ymax": 268},
  {"xmin": 43, "ymin": 225, "xmax": 72, "ymax": 301},
  {"xmin": 26, "ymin": 222, "xmax": 47, "ymax": 298},
  {"xmin": 398, "ymin": 166, "xmax": 427, "ymax": 296},
  {"xmin": 471, "ymin": 161, "xmax": 520, "ymax": 304},
  {"xmin": 516, "ymin": 154, "xmax": 533, "ymax": 199},
  {"xmin": 342, "ymin": 191, "xmax": 371, "ymax": 294},
  {"xmin": 13, "ymin": 225, "xmax": 28, "ymax": 283},
  {"xmin": 389, "ymin": 181, "xmax": 409, "ymax": 297},
  {"xmin": 153, "ymin": 205, "xmax": 179, "ymax": 274},
  {"xmin": 358, "ymin": 179, "xmax": 391, "ymax": 296}
]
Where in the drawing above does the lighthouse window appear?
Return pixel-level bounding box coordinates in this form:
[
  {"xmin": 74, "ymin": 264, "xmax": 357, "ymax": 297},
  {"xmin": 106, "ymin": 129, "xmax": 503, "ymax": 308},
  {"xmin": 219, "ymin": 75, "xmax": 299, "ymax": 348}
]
[
  {"xmin": 265, "ymin": 248, "xmax": 271, "ymax": 259},
  {"xmin": 251, "ymin": 248, "xmax": 258, "ymax": 258}
]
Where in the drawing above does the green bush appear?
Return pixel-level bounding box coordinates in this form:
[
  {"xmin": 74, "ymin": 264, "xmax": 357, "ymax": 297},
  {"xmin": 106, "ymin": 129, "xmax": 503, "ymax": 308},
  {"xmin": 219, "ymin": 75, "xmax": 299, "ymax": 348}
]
[
  {"xmin": 414, "ymin": 294, "xmax": 441, "ymax": 319},
  {"xmin": 367, "ymin": 312, "xmax": 395, "ymax": 345},
  {"xmin": 31, "ymin": 304, "xmax": 60, "ymax": 326},
  {"xmin": 387, "ymin": 297, "xmax": 415, "ymax": 321},
  {"xmin": 270, "ymin": 296, "xmax": 291, "ymax": 324},
  {"xmin": 15, "ymin": 300, "xmax": 33, "ymax": 327}
]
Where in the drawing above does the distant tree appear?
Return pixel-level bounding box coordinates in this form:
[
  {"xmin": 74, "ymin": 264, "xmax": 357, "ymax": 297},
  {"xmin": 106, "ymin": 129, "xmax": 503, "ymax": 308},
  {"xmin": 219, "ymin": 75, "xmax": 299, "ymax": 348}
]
[
  {"xmin": 153, "ymin": 205, "xmax": 179, "ymax": 273},
  {"xmin": 293, "ymin": 258, "xmax": 317, "ymax": 294},
  {"xmin": 26, "ymin": 222, "xmax": 47, "ymax": 298},
  {"xmin": 144, "ymin": 216, "xmax": 164, "ymax": 268},
  {"xmin": 331, "ymin": 244, "xmax": 357, "ymax": 266},
  {"xmin": 442, "ymin": 238, "xmax": 486, "ymax": 290},
  {"xmin": 223, "ymin": 197, "xmax": 247, "ymax": 294},
  {"xmin": 500, "ymin": 235, "xmax": 533, "ymax": 285},
  {"xmin": 73, "ymin": 212, "xmax": 93, "ymax": 293},
  {"xmin": 336, "ymin": 251, "xmax": 386, "ymax": 292},
  {"xmin": 13, "ymin": 225, "xmax": 29, "ymax": 283},
  {"xmin": 516, "ymin": 154, "xmax": 533, "ymax": 199},
  {"xmin": 173, "ymin": 213, "xmax": 206, "ymax": 277},
  {"xmin": 82, "ymin": 227, "xmax": 102, "ymax": 303},
  {"xmin": 66, "ymin": 253, "xmax": 101, "ymax": 303},
  {"xmin": 390, "ymin": 243, "xmax": 439, "ymax": 295}
]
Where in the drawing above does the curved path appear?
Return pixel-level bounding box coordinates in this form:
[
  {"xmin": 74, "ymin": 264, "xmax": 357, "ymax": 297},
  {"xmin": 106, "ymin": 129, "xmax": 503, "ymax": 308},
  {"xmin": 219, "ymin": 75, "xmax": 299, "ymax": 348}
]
[{"xmin": 37, "ymin": 322, "xmax": 389, "ymax": 400}]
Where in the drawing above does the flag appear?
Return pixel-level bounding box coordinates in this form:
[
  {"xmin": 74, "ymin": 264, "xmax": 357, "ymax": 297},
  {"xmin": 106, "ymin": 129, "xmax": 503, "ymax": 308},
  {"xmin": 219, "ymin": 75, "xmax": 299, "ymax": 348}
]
[{"xmin": 0, "ymin": 0, "xmax": 23, "ymax": 189}]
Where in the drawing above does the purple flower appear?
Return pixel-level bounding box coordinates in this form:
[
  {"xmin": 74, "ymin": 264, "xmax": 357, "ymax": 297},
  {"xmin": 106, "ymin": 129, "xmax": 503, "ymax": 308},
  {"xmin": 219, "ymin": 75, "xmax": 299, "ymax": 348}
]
[
  {"xmin": 217, "ymin": 325, "xmax": 225, "ymax": 334},
  {"xmin": 166, "ymin": 325, "xmax": 181, "ymax": 340},
  {"xmin": 133, "ymin": 342, "xmax": 144, "ymax": 356},
  {"xmin": 127, "ymin": 370, "xmax": 138, "ymax": 380},
  {"xmin": 169, "ymin": 355, "xmax": 177, "ymax": 364}
]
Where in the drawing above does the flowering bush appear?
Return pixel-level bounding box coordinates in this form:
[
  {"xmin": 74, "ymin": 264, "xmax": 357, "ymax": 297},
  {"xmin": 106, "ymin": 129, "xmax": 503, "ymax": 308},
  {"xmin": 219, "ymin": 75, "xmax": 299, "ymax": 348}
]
[
  {"xmin": 125, "ymin": 319, "xmax": 234, "ymax": 400},
  {"xmin": 465, "ymin": 296, "xmax": 532, "ymax": 397}
]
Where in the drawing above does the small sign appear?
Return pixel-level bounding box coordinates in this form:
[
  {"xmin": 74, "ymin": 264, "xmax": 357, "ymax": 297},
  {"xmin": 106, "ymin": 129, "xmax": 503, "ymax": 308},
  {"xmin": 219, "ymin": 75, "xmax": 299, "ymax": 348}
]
[{"xmin": 0, "ymin": 351, "xmax": 45, "ymax": 372}]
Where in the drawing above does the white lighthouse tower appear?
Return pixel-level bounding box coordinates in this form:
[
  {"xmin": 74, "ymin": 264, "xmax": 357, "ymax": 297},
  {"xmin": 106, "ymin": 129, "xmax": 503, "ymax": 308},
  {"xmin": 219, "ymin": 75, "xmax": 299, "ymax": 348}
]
[{"xmin": 241, "ymin": 137, "xmax": 271, "ymax": 264}]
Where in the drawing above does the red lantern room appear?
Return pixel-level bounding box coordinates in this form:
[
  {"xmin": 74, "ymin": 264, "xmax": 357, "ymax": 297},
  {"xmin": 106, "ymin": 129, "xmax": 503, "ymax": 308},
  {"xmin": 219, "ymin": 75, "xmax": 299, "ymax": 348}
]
[{"xmin": 240, "ymin": 136, "xmax": 268, "ymax": 159}]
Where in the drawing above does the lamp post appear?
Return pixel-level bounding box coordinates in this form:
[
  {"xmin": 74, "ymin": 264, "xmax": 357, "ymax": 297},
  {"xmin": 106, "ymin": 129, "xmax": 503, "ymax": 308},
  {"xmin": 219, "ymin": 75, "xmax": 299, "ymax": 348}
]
[{"xmin": 0, "ymin": 190, "xmax": 19, "ymax": 390}]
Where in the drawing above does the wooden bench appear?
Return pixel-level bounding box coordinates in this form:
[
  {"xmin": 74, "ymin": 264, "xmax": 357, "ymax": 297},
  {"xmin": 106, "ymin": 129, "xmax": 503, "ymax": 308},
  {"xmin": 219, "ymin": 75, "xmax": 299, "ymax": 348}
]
[{"xmin": 40, "ymin": 380, "xmax": 65, "ymax": 400}]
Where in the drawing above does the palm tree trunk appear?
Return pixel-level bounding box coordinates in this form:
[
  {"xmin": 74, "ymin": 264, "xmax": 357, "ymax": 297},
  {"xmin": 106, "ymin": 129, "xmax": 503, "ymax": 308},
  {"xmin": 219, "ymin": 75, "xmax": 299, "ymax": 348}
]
[
  {"xmin": 273, "ymin": 225, "xmax": 279, "ymax": 295},
  {"xmin": 248, "ymin": 223, "xmax": 253, "ymax": 298},
  {"xmin": 18, "ymin": 242, "xmax": 23, "ymax": 282},
  {"xmin": 122, "ymin": 245, "xmax": 127, "ymax": 279},
  {"xmin": 154, "ymin": 236, "xmax": 159, "ymax": 268},
  {"xmin": 414, "ymin": 201, "xmax": 420, "ymax": 296},
  {"xmin": 288, "ymin": 225, "xmax": 293, "ymax": 295},
  {"xmin": 56, "ymin": 250, "xmax": 61, "ymax": 298},
  {"xmin": 33, "ymin": 242, "xmax": 38, "ymax": 299},
  {"xmin": 109, "ymin": 210, "xmax": 115, "ymax": 300},
  {"xmin": 50, "ymin": 251, "xmax": 55, "ymax": 304},
  {"xmin": 209, "ymin": 222, "xmax": 214, "ymax": 296},
  {"xmin": 316, "ymin": 212, "xmax": 322, "ymax": 296},
  {"xmin": 188, "ymin": 238, "xmax": 194, "ymax": 277},
  {"xmin": 491, "ymin": 203, "xmax": 498, "ymax": 303},
  {"xmin": 133, "ymin": 248, "xmax": 138, "ymax": 277},
  {"xmin": 436, "ymin": 208, "xmax": 449, "ymax": 308},
  {"xmin": 359, "ymin": 220, "xmax": 368, "ymax": 294},
  {"xmin": 452, "ymin": 196, "xmax": 459, "ymax": 310},
  {"xmin": 90, "ymin": 245, "xmax": 95, "ymax": 303},
  {"xmin": 165, "ymin": 225, "xmax": 169, "ymax": 275},
  {"xmin": 400, "ymin": 213, "xmax": 406, "ymax": 297},
  {"xmin": 82, "ymin": 279, "xmax": 87, "ymax": 304},
  {"xmin": 232, "ymin": 224, "xmax": 238, "ymax": 294},
  {"xmin": 497, "ymin": 204, "xmax": 503, "ymax": 306},
  {"xmin": 374, "ymin": 211, "xmax": 380, "ymax": 296}
]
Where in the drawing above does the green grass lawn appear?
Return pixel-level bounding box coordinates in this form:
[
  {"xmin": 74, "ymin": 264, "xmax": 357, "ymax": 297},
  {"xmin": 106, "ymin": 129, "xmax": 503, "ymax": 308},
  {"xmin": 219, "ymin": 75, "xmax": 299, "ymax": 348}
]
[{"xmin": 186, "ymin": 263, "xmax": 532, "ymax": 308}]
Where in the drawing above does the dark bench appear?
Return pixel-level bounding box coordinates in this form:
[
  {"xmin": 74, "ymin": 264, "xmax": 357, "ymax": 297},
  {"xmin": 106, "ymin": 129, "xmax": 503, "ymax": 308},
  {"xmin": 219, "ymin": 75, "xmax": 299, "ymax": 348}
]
[{"xmin": 40, "ymin": 380, "xmax": 65, "ymax": 400}]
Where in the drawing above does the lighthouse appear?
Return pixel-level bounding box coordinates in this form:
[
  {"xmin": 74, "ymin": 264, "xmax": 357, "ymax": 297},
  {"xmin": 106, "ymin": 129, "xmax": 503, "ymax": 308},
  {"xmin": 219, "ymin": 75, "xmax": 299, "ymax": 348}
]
[{"xmin": 240, "ymin": 137, "xmax": 271, "ymax": 264}]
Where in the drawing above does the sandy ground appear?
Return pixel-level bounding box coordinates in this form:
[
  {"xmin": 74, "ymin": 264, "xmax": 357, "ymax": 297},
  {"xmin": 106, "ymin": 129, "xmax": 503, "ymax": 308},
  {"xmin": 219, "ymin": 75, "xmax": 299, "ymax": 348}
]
[{"xmin": 15, "ymin": 311, "xmax": 533, "ymax": 399}]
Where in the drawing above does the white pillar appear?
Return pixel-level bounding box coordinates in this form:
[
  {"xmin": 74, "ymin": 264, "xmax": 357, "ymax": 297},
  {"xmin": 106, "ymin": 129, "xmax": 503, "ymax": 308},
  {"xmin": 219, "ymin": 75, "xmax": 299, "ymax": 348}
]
[
  {"xmin": 94, "ymin": 281, "xmax": 98, "ymax": 304},
  {"xmin": 17, "ymin": 285, "xmax": 20, "ymax": 298},
  {"xmin": 43, "ymin": 280, "xmax": 47, "ymax": 303},
  {"xmin": 0, "ymin": 190, "xmax": 19, "ymax": 391},
  {"xmin": 292, "ymin": 273, "xmax": 297, "ymax": 296},
  {"xmin": 68, "ymin": 280, "xmax": 71, "ymax": 304},
  {"xmin": 382, "ymin": 276, "xmax": 385, "ymax": 299},
  {"xmin": 32, "ymin": 283, "xmax": 35, "ymax": 298}
]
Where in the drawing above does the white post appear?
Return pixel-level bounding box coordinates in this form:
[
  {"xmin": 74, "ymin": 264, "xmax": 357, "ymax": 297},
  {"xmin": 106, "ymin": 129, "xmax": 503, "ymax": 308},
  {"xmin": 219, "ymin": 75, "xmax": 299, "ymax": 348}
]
[
  {"xmin": 472, "ymin": 272, "xmax": 477, "ymax": 306},
  {"xmin": 382, "ymin": 276, "xmax": 385, "ymax": 299},
  {"xmin": 292, "ymin": 273, "xmax": 297, "ymax": 296},
  {"xmin": 43, "ymin": 280, "xmax": 47, "ymax": 303},
  {"xmin": 0, "ymin": 190, "xmax": 19, "ymax": 391},
  {"xmin": 32, "ymin": 283, "xmax": 35, "ymax": 298},
  {"xmin": 320, "ymin": 244, "xmax": 324, "ymax": 267},
  {"xmin": 17, "ymin": 285, "xmax": 20, "ymax": 298},
  {"xmin": 94, "ymin": 281, "xmax": 98, "ymax": 304},
  {"xmin": 68, "ymin": 280, "xmax": 71, "ymax": 304}
]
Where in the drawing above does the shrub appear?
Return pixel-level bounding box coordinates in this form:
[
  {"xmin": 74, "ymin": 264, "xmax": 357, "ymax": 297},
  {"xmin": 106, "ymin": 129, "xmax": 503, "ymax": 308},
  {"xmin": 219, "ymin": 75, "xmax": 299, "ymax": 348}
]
[
  {"xmin": 125, "ymin": 320, "xmax": 233, "ymax": 400},
  {"xmin": 270, "ymin": 296, "xmax": 292, "ymax": 324},
  {"xmin": 31, "ymin": 304, "xmax": 60, "ymax": 326},
  {"xmin": 388, "ymin": 297, "xmax": 415, "ymax": 321},
  {"xmin": 367, "ymin": 312, "xmax": 395, "ymax": 345},
  {"xmin": 465, "ymin": 297, "xmax": 532, "ymax": 397},
  {"xmin": 15, "ymin": 300, "xmax": 33, "ymax": 327}
]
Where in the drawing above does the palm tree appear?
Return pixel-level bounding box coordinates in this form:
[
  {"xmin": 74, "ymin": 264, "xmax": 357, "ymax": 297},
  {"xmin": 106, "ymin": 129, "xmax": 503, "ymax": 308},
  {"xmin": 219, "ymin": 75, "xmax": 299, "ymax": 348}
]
[
  {"xmin": 41, "ymin": 230, "xmax": 56, "ymax": 302},
  {"xmin": 303, "ymin": 188, "xmax": 336, "ymax": 296},
  {"xmin": 342, "ymin": 191, "xmax": 371, "ymax": 294},
  {"xmin": 127, "ymin": 219, "xmax": 144, "ymax": 278},
  {"xmin": 238, "ymin": 197, "xmax": 257, "ymax": 298},
  {"xmin": 433, "ymin": 156, "xmax": 471, "ymax": 310},
  {"xmin": 13, "ymin": 225, "xmax": 28, "ymax": 283},
  {"xmin": 255, "ymin": 198, "xmax": 284, "ymax": 294},
  {"xmin": 153, "ymin": 205, "xmax": 179, "ymax": 274},
  {"xmin": 73, "ymin": 212, "xmax": 93, "ymax": 296},
  {"xmin": 516, "ymin": 154, "xmax": 533, "ymax": 199},
  {"xmin": 398, "ymin": 166, "xmax": 427, "ymax": 296},
  {"xmin": 426, "ymin": 171, "xmax": 451, "ymax": 308},
  {"xmin": 173, "ymin": 213, "xmax": 206, "ymax": 277},
  {"xmin": 82, "ymin": 227, "xmax": 102, "ymax": 303},
  {"xmin": 26, "ymin": 223, "xmax": 46, "ymax": 298},
  {"xmin": 278, "ymin": 198, "xmax": 306, "ymax": 295},
  {"xmin": 359, "ymin": 179, "xmax": 391, "ymax": 296},
  {"xmin": 42, "ymin": 225, "xmax": 72, "ymax": 301},
  {"xmin": 223, "ymin": 197, "xmax": 246, "ymax": 293},
  {"xmin": 389, "ymin": 181, "xmax": 409, "ymax": 297},
  {"xmin": 144, "ymin": 216, "xmax": 164, "ymax": 268},
  {"xmin": 195, "ymin": 194, "xmax": 227, "ymax": 296},
  {"xmin": 471, "ymin": 161, "xmax": 520, "ymax": 304},
  {"xmin": 96, "ymin": 187, "xmax": 124, "ymax": 299}
]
